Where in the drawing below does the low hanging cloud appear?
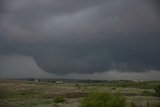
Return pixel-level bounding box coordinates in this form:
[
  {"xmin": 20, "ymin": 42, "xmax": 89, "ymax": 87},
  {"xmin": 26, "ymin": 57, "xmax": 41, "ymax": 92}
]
[{"xmin": 0, "ymin": 0, "xmax": 160, "ymax": 75}]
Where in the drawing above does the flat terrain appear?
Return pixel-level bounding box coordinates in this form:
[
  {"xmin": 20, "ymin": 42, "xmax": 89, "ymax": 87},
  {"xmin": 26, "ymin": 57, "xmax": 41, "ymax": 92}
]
[{"xmin": 0, "ymin": 79, "xmax": 160, "ymax": 107}]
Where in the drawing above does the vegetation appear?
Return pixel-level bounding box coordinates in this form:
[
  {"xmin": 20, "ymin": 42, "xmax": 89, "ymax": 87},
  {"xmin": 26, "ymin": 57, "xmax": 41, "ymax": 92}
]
[
  {"xmin": 154, "ymin": 84, "xmax": 160, "ymax": 97},
  {"xmin": 142, "ymin": 90, "xmax": 153, "ymax": 96},
  {"xmin": 0, "ymin": 79, "xmax": 160, "ymax": 107},
  {"xmin": 54, "ymin": 96, "xmax": 65, "ymax": 103},
  {"xmin": 81, "ymin": 92, "xmax": 126, "ymax": 107},
  {"xmin": 130, "ymin": 102, "xmax": 138, "ymax": 107}
]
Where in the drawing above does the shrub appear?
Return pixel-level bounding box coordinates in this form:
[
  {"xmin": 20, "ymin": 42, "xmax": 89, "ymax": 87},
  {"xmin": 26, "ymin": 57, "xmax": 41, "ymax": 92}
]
[
  {"xmin": 81, "ymin": 92, "xmax": 126, "ymax": 107},
  {"xmin": 130, "ymin": 102, "xmax": 138, "ymax": 107},
  {"xmin": 154, "ymin": 84, "xmax": 160, "ymax": 97},
  {"xmin": 142, "ymin": 90, "xmax": 153, "ymax": 96},
  {"xmin": 54, "ymin": 96, "xmax": 65, "ymax": 103},
  {"xmin": 112, "ymin": 87, "xmax": 116, "ymax": 90}
]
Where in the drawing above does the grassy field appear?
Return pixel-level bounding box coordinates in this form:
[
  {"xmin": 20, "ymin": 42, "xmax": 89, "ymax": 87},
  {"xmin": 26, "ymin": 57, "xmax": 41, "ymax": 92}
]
[{"xmin": 0, "ymin": 79, "xmax": 160, "ymax": 107}]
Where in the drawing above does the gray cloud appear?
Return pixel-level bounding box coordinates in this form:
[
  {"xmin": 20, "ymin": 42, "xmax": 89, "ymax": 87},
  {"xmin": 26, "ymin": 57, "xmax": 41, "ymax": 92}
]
[
  {"xmin": 0, "ymin": 55, "xmax": 55, "ymax": 78},
  {"xmin": 0, "ymin": 0, "xmax": 160, "ymax": 75}
]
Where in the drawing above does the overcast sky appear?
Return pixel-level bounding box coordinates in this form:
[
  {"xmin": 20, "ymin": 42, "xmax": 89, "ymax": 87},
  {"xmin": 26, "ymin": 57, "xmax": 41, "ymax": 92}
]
[{"xmin": 0, "ymin": 0, "xmax": 160, "ymax": 80}]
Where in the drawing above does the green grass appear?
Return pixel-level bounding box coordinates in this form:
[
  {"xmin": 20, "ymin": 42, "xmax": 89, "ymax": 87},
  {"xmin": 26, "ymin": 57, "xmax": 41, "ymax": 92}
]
[{"xmin": 81, "ymin": 92, "xmax": 126, "ymax": 107}]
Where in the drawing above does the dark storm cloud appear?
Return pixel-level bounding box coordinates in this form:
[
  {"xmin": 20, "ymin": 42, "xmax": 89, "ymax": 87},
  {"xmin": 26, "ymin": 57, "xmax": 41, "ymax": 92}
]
[{"xmin": 0, "ymin": 0, "xmax": 160, "ymax": 74}]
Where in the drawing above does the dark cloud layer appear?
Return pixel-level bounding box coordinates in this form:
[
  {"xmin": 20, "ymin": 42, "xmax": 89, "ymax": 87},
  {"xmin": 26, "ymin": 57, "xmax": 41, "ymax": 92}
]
[{"xmin": 0, "ymin": 0, "xmax": 160, "ymax": 74}]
